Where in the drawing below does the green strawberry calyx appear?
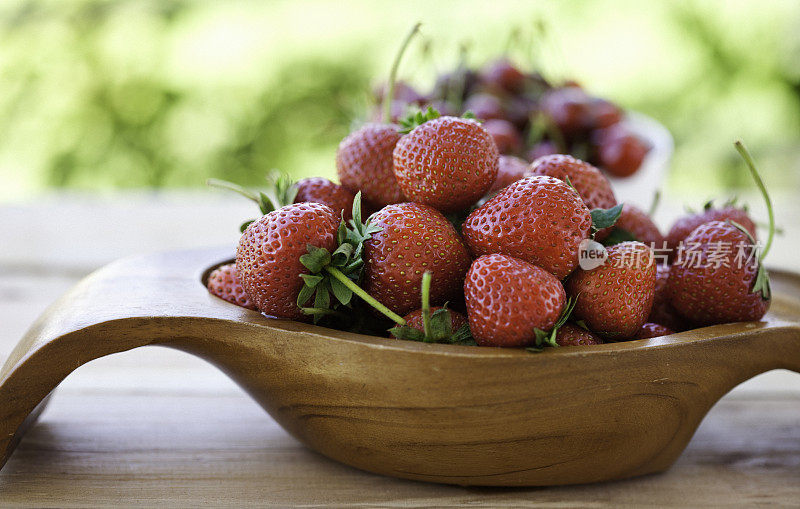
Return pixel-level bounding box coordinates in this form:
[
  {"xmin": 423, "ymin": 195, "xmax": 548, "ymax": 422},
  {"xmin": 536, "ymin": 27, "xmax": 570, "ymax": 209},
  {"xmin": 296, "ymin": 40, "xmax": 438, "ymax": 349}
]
[
  {"xmin": 733, "ymin": 140, "xmax": 775, "ymax": 302},
  {"xmin": 398, "ymin": 107, "xmax": 481, "ymax": 134},
  {"xmin": 601, "ymin": 228, "xmax": 637, "ymax": 246},
  {"xmin": 525, "ymin": 295, "xmax": 578, "ymax": 353},
  {"xmin": 389, "ymin": 272, "xmax": 476, "ymax": 345},
  {"xmin": 590, "ymin": 203, "xmax": 624, "ymax": 235},
  {"xmin": 207, "ymin": 171, "xmax": 298, "ymax": 232},
  {"xmin": 298, "ymin": 192, "xmax": 407, "ymax": 325},
  {"xmin": 398, "ymin": 106, "xmax": 441, "ymax": 133}
]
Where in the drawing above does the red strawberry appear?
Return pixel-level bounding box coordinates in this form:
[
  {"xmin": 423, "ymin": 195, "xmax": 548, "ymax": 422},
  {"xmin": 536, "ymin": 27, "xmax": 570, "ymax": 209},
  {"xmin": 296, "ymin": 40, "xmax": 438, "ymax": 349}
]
[
  {"xmin": 648, "ymin": 264, "xmax": 690, "ymax": 332},
  {"xmin": 555, "ymin": 324, "xmax": 604, "ymax": 346},
  {"xmin": 236, "ymin": 202, "xmax": 339, "ymax": 320},
  {"xmin": 528, "ymin": 154, "xmax": 617, "ymax": 240},
  {"xmin": 206, "ymin": 263, "xmax": 256, "ymax": 311},
  {"xmin": 612, "ymin": 203, "xmax": 665, "ymax": 247},
  {"xmin": 364, "ymin": 202, "xmax": 472, "ymax": 316},
  {"xmin": 336, "ymin": 123, "xmax": 405, "ymax": 208},
  {"xmin": 635, "ymin": 322, "xmax": 674, "ymax": 339},
  {"xmin": 464, "ymin": 254, "xmax": 566, "ymax": 347},
  {"xmin": 462, "ymin": 176, "xmax": 592, "ymax": 279},
  {"xmin": 489, "ymin": 155, "xmax": 529, "ymax": 193},
  {"xmin": 667, "ymin": 141, "xmax": 775, "ymax": 326},
  {"xmin": 528, "ymin": 154, "xmax": 617, "ymax": 212},
  {"xmin": 566, "ymin": 241, "xmax": 656, "ymax": 338},
  {"xmin": 667, "ymin": 221, "xmax": 769, "ymax": 325},
  {"xmin": 295, "ymin": 177, "xmax": 356, "ymax": 220},
  {"xmin": 402, "ymin": 306, "xmax": 468, "ymax": 333},
  {"xmin": 393, "ymin": 115, "xmax": 499, "ymax": 213},
  {"xmin": 666, "ymin": 204, "xmax": 756, "ymax": 258}
]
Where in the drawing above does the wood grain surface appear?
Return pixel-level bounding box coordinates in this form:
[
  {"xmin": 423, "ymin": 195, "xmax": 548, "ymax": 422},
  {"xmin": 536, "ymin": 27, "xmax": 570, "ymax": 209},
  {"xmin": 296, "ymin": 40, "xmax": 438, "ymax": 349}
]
[{"xmin": 0, "ymin": 194, "xmax": 798, "ymax": 506}]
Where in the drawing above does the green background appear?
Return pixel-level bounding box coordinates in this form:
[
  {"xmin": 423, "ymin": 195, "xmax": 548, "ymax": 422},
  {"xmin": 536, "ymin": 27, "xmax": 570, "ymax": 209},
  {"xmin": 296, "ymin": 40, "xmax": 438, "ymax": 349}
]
[{"xmin": 1, "ymin": 0, "xmax": 798, "ymax": 201}]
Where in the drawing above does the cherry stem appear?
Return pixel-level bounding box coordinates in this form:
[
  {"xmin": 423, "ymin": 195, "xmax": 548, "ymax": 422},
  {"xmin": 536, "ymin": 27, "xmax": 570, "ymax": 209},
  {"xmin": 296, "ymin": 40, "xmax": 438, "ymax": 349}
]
[
  {"xmin": 324, "ymin": 266, "xmax": 406, "ymax": 326},
  {"xmin": 206, "ymin": 178, "xmax": 259, "ymax": 203},
  {"xmin": 734, "ymin": 140, "xmax": 774, "ymax": 261},
  {"xmin": 384, "ymin": 22, "xmax": 422, "ymax": 124},
  {"xmin": 648, "ymin": 190, "xmax": 661, "ymax": 217},
  {"xmin": 421, "ymin": 271, "xmax": 432, "ymax": 339},
  {"xmin": 447, "ymin": 42, "xmax": 470, "ymax": 112}
]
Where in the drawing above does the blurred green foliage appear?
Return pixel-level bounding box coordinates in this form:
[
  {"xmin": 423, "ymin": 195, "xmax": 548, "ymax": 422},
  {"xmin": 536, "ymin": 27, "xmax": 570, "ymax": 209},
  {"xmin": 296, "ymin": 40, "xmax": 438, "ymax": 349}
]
[{"xmin": 0, "ymin": 0, "xmax": 798, "ymax": 201}]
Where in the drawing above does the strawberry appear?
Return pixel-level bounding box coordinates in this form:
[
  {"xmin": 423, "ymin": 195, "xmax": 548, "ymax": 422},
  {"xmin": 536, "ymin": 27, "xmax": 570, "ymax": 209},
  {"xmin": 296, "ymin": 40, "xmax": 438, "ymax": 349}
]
[
  {"xmin": 566, "ymin": 241, "xmax": 656, "ymax": 338},
  {"xmin": 389, "ymin": 272, "xmax": 474, "ymax": 345},
  {"xmin": 528, "ymin": 154, "xmax": 617, "ymax": 240},
  {"xmin": 667, "ymin": 141, "xmax": 775, "ymax": 326},
  {"xmin": 488, "ymin": 155, "xmax": 529, "ymax": 193},
  {"xmin": 364, "ymin": 202, "xmax": 472, "ymax": 316},
  {"xmin": 393, "ymin": 111, "xmax": 499, "ymax": 213},
  {"xmin": 462, "ymin": 175, "xmax": 593, "ymax": 279},
  {"xmin": 236, "ymin": 202, "xmax": 340, "ymax": 320},
  {"xmin": 607, "ymin": 203, "xmax": 665, "ymax": 248},
  {"xmin": 206, "ymin": 263, "xmax": 256, "ymax": 311},
  {"xmin": 666, "ymin": 202, "xmax": 756, "ymax": 258},
  {"xmin": 648, "ymin": 264, "xmax": 690, "ymax": 331},
  {"xmin": 667, "ymin": 221, "xmax": 769, "ymax": 325},
  {"xmin": 336, "ymin": 123, "xmax": 405, "ymax": 207},
  {"xmin": 528, "ymin": 154, "xmax": 617, "ymax": 212},
  {"xmin": 635, "ymin": 322, "xmax": 674, "ymax": 339},
  {"xmin": 464, "ymin": 254, "xmax": 567, "ymax": 347},
  {"xmin": 295, "ymin": 177, "xmax": 356, "ymax": 220},
  {"xmin": 555, "ymin": 324, "xmax": 604, "ymax": 346}
]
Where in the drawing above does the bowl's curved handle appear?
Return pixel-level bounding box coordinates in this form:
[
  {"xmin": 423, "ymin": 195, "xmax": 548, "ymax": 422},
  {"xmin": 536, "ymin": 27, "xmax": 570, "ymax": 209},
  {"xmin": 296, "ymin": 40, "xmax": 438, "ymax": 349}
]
[
  {"xmin": 752, "ymin": 269, "xmax": 800, "ymax": 375},
  {"xmin": 0, "ymin": 247, "xmax": 256, "ymax": 470}
]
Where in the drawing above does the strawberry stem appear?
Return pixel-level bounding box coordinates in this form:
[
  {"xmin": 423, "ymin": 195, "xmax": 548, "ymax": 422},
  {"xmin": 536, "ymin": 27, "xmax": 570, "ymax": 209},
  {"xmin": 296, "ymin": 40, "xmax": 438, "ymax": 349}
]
[
  {"xmin": 206, "ymin": 178, "xmax": 259, "ymax": 203},
  {"xmin": 324, "ymin": 266, "xmax": 406, "ymax": 325},
  {"xmin": 734, "ymin": 140, "xmax": 774, "ymax": 261},
  {"xmin": 421, "ymin": 271, "xmax": 433, "ymax": 339},
  {"xmin": 384, "ymin": 22, "xmax": 422, "ymax": 123}
]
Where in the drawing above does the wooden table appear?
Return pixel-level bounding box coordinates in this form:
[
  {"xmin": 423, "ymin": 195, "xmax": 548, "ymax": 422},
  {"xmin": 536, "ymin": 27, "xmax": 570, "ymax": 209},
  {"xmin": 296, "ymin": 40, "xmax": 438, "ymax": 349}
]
[{"xmin": 1, "ymin": 192, "xmax": 798, "ymax": 507}]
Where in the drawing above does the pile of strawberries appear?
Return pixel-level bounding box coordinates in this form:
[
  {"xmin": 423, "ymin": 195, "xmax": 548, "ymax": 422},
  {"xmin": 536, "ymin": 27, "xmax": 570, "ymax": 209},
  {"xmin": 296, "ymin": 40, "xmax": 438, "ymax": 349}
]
[
  {"xmin": 375, "ymin": 58, "xmax": 650, "ymax": 178},
  {"xmin": 208, "ymin": 110, "xmax": 774, "ymax": 349},
  {"xmin": 207, "ymin": 26, "xmax": 775, "ymax": 350}
]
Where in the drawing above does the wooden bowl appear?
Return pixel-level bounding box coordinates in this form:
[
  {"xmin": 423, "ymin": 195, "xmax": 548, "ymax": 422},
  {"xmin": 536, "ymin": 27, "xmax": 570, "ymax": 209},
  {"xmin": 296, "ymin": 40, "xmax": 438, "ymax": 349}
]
[{"xmin": 1, "ymin": 247, "xmax": 798, "ymax": 486}]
